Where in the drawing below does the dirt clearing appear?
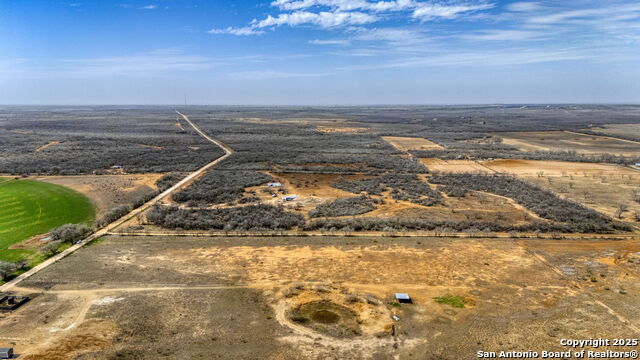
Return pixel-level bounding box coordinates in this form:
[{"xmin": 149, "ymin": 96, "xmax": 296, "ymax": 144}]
[
  {"xmin": 4, "ymin": 235, "xmax": 636, "ymax": 359},
  {"xmin": 421, "ymin": 158, "xmax": 493, "ymax": 173},
  {"xmin": 382, "ymin": 136, "xmax": 444, "ymax": 151}
]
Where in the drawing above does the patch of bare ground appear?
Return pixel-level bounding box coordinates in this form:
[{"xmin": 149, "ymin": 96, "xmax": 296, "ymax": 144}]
[
  {"xmin": 8, "ymin": 235, "xmax": 640, "ymax": 358},
  {"xmin": 33, "ymin": 174, "xmax": 164, "ymax": 216},
  {"xmin": 420, "ymin": 158, "xmax": 493, "ymax": 173},
  {"xmin": 245, "ymin": 172, "xmax": 373, "ymax": 216},
  {"xmin": 382, "ymin": 136, "xmax": 443, "ymax": 151},
  {"xmin": 316, "ymin": 125, "xmax": 368, "ymax": 133},
  {"xmin": 497, "ymin": 131, "xmax": 640, "ymax": 156}
]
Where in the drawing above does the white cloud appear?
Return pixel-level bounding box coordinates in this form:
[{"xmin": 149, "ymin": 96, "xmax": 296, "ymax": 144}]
[
  {"xmin": 527, "ymin": 4, "xmax": 640, "ymax": 25},
  {"xmin": 211, "ymin": 1, "xmax": 496, "ymax": 36},
  {"xmin": 412, "ymin": 3, "xmax": 494, "ymax": 20},
  {"xmin": 341, "ymin": 47, "xmax": 595, "ymax": 71},
  {"xmin": 309, "ymin": 39, "xmax": 351, "ymax": 45},
  {"xmin": 139, "ymin": 4, "xmax": 157, "ymax": 10},
  {"xmin": 252, "ymin": 10, "xmax": 377, "ymax": 28},
  {"xmin": 352, "ymin": 27, "xmax": 427, "ymax": 44},
  {"xmin": 460, "ymin": 29, "xmax": 545, "ymax": 41},
  {"xmin": 506, "ymin": 2, "xmax": 542, "ymax": 12},
  {"xmin": 208, "ymin": 27, "xmax": 265, "ymax": 35}
]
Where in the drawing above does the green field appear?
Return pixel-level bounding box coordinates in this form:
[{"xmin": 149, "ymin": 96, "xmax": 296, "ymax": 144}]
[{"xmin": 0, "ymin": 178, "xmax": 95, "ymax": 262}]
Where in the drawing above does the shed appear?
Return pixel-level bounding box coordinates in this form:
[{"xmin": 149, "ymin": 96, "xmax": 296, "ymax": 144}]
[
  {"xmin": 0, "ymin": 348, "xmax": 13, "ymax": 359},
  {"xmin": 635, "ymin": 163, "xmax": 640, "ymax": 167},
  {"xmin": 111, "ymin": 165, "xmax": 123, "ymax": 169},
  {"xmin": 394, "ymin": 293, "xmax": 412, "ymax": 304},
  {"xmin": 282, "ymin": 195, "xmax": 297, "ymax": 201},
  {"xmin": 267, "ymin": 182, "xmax": 282, "ymax": 187}
]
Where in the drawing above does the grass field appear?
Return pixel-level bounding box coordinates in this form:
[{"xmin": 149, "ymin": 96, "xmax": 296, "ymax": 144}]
[{"xmin": 0, "ymin": 177, "xmax": 95, "ymax": 262}]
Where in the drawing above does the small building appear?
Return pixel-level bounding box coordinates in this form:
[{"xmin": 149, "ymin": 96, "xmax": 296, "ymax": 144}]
[
  {"xmin": 281, "ymin": 195, "xmax": 297, "ymax": 201},
  {"xmin": 0, "ymin": 347, "xmax": 13, "ymax": 359},
  {"xmin": 267, "ymin": 182, "xmax": 282, "ymax": 187},
  {"xmin": 111, "ymin": 165, "xmax": 123, "ymax": 169},
  {"xmin": 635, "ymin": 163, "xmax": 640, "ymax": 167},
  {"xmin": 394, "ymin": 293, "xmax": 412, "ymax": 304}
]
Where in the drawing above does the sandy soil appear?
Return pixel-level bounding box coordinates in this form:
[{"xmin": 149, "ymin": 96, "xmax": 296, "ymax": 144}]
[
  {"xmin": 497, "ymin": 131, "xmax": 640, "ymax": 156},
  {"xmin": 382, "ymin": 136, "xmax": 444, "ymax": 151},
  {"xmin": 3, "ymin": 235, "xmax": 638, "ymax": 359},
  {"xmin": 32, "ymin": 174, "xmax": 164, "ymax": 216}
]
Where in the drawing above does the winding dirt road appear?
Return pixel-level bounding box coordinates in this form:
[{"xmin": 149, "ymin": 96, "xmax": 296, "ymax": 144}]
[{"xmin": 0, "ymin": 111, "xmax": 232, "ymax": 292}]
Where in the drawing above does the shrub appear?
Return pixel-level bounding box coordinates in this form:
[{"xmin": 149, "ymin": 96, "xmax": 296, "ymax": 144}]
[
  {"xmin": 172, "ymin": 170, "xmax": 272, "ymax": 205},
  {"xmin": 0, "ymin": 261, "xmax": 18, "ymax": 280},
  {"xmin": 333, "ymin": 174, "xmax": 443, "ymax": 207},
  {"xmin": 94, "ymin": 205, "xmax": 131, "ymax": 229},
  {"xmin": 147, "ymin": 204, "xmax": 304, "ymax": 231},
  {"xmin": 39, "ymin": 240, "xmax": 63, "ymax": 258},
  {"xmin": 309, "ymin": 196, "xmax": 378, "ymax": 218},
  {"xmin": 50, "ymin": 223, "xmax": 91, "ymax": 243}
]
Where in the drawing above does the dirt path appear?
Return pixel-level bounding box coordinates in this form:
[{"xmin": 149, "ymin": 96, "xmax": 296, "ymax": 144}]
[{"xmin": 0, "ymin": 111, "xmax": 233, "ymax": 292}]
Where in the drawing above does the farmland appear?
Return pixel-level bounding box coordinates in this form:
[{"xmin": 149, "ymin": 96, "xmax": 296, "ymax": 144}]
[
  {"xmin": 1, "ymin": 105, "xmax": 640, "ymax": 359},
  {"xmin": 0, "ymin": 178, "xmax": 94, "ymax": 262}
]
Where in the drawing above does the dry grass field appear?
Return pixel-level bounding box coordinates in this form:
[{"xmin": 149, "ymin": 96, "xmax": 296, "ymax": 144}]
[
  {"xmin": 497, "ymin": 131, "xmax": 640, "ymax": 156},
  {"xmin": 3, "ymin": 235, "xmax": 638, "ymax": 359},
  {"xmin": 420, "ymin": 158, "xmax": 493, "ymax": 173},
  {"xmin": 588, "ymin": 124, "xmax": 640, "ymax": 139},
  {"xmin": 382, "ymin": 136, "xmax": 444, "ymax": 151}
]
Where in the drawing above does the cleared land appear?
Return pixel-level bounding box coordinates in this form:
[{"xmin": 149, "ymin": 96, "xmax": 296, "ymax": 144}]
[
  {"xmin": 382, "ymin": 136, "xmax": 443, "ymax": 151},
  {"xmin": 0, "ymin": 178, "xmax": 94, "ymax": 262},
  {"xmin": 481, "ymin": 160, "xmax": 640, "ymax": 223},
  {"xmin": 498, "ymin": 131, "xmax": 640, "ymax": 156},
  {"xmin": 3, "ymin": 235, "xmax": 638, "ymax": 359},
  {"xmin": 420, "ymin": 158, "xmax": 493, "ymax": 173}
]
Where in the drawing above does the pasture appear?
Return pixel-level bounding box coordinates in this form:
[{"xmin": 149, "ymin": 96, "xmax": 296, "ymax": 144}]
[{"xmin": 0, "ymin": 178, "xmax": 95, "ymax": 261}]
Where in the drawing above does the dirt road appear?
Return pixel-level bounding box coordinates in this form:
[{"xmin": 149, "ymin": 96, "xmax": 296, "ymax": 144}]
[{"xmin": 0, "ymin": 111, "xmax": 232, "ymax": 292}]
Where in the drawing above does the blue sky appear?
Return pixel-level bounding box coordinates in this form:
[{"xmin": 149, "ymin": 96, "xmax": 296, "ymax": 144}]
[{"xmin": 0, "ymin": 0, "xmax": 639, "ymax": 104}]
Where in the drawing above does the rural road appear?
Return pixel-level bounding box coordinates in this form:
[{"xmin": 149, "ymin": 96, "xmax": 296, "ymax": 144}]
[{"xmin": 0, "ymin": 111, "xmax": 232, "ymax": 292}]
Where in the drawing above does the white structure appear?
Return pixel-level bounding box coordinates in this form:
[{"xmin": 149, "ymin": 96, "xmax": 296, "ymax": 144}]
[
  {"xmin": 281, "ymin": 195, "xmax": 297, "ymax": 201},
  {"xmin": 267, "ymin": 182, "xmax": 282, "ymax": 187}
]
